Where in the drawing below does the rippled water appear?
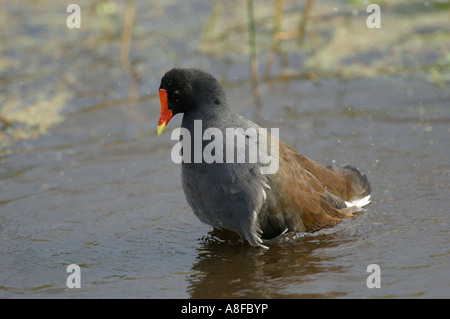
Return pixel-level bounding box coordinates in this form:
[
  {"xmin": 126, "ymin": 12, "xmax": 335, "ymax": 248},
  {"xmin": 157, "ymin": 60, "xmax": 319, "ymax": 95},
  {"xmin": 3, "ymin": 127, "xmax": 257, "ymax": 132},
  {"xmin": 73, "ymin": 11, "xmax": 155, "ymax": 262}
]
[
  {"xmin": 2, "ymin": 77, "xmax": 449, "ymax": 298},
  {"xmin": 1, "ymin": 1, "xmax": 449, "ymax": 299}
]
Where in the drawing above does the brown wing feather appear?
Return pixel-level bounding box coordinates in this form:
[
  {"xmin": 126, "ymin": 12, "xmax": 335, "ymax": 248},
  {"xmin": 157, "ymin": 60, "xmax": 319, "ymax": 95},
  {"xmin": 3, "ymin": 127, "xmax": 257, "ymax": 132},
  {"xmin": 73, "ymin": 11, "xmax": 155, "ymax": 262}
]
[
  {"xmin": 282, "ymin": 143, "xmax": 371, "ymax": 201},
  {"xmin": 259, "ymin": 141, "xmax": 361, "ymax": 238}
]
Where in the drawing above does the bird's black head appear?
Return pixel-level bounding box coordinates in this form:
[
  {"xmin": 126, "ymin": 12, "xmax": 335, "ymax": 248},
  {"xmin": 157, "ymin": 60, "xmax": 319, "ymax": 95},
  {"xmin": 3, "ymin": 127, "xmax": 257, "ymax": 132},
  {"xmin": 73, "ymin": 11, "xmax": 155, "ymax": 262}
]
[{"xmin": 157, "ymin": 68, "xmax": 227, "ymax": 136}]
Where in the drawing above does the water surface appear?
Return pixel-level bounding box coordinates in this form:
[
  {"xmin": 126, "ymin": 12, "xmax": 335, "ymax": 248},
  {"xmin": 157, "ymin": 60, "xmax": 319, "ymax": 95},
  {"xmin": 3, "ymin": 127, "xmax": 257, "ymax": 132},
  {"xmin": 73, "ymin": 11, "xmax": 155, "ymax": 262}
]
[{"xmin": 0, "ymin": 1, "xmax": 449, "ymax": 299}]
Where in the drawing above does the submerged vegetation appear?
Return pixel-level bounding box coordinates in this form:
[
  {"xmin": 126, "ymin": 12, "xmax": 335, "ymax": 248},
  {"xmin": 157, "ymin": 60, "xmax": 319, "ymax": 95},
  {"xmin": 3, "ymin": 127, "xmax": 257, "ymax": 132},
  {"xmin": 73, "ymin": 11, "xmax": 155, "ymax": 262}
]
[{"xmin": 0, "ymin": 0, "xmax": 449, "ymax": 154}]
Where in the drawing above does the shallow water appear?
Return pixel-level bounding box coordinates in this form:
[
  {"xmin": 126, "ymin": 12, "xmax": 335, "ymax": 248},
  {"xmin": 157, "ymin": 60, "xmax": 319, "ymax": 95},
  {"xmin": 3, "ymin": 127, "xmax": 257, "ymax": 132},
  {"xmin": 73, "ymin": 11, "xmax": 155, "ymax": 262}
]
[
  {"xmin": 2, "ymin": 77, "xmax": 449, "ymax": 298},
  {"xmin": 1, "ymin": 1, "xmax": 449, "ymax": 299}
]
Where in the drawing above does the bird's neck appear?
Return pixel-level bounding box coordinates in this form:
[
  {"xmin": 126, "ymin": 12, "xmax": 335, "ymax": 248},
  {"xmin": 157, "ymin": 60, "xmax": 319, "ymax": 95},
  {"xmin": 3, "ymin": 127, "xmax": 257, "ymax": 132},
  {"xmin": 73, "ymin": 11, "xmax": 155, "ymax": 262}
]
[{"xmin": 182, "ymin": 100, "xmax": 231, "ymax": 130}]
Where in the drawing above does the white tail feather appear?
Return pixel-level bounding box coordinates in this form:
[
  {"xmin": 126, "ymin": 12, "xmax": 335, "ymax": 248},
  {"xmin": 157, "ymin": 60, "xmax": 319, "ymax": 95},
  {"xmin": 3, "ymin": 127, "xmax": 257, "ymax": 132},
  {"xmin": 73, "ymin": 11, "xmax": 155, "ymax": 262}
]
[{"xmin": 345, "ymin": 195, "xmax": 371, "ymax": 210}]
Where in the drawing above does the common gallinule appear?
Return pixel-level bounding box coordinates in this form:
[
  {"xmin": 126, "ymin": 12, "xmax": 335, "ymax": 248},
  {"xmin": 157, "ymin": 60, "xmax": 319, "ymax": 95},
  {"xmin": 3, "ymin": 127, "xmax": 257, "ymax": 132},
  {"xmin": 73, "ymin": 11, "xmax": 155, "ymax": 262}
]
[{"xmin": 157, "ymin": 68, "xmax": 371, "ymax": 248}]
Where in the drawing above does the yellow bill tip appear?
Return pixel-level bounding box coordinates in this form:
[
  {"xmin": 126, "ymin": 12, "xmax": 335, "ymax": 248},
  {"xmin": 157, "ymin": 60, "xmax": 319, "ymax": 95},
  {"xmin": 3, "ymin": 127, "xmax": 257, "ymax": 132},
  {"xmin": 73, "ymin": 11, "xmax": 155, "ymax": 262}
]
[{"xmin": 157, "ymin": 123, "xmax": 166, "ymax": 136}]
